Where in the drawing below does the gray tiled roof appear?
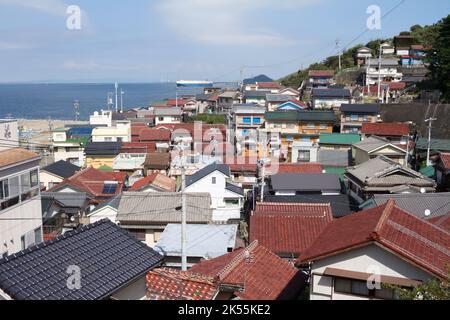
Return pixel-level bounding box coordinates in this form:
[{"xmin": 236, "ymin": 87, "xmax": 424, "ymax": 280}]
[
  {"xmin": 42, "ymin": 160, "xmax": 81, "ymax": 179},
  {"xmin": 266, "ymin": 94, "xmax": 293, "ymax": 102},
  {"xmin": 186, "ymin": 162, "xmax": 231, "ymax": 187},
  {"xmin": 270, "ymin": 173, "xmax": 341, "ymax": 193},
  {"xmin": 366, "ymin": 193, "xmax": 450, "ymax": 219},
  {"xmin": 345, "ymin": 156, "xmax": 435, "ymax": 188},
  {"xmin": 117, "ymin": 192, "xmax": 212, "ymax": 225},
  {"xmin": 153, "ymin": 107, "xmax": 182, "ymax": 116},
  {"xmin": 225, "ymin": 182, "xmax": 244, "ymax": 196},
  {"xmin": 244, "ymin": 90, "xmax": 270, "ymax": 98},
  {"xmin": 340, "ymin": 104, "xmax": 380, "ymax": 114},
  {"xmin": 41, "ymin": 192, "xmax": 89, "ymax": 208},
  {"xmin": 312, "ymin": 88, "xmax": 351, "ymax": 98},
  {"xmin": 353, "ymin": 136, "xmax": 394, "ymax": 153},
  {"xmin": 0, "ymin": 220, "xmax": 164, "ymax": 300}
]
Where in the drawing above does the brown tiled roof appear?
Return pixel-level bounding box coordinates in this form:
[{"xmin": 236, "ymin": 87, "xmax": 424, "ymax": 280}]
[
  {"xmin": 144, "ymin": 152, "xmax": 171, "ymax": 170},
  {"xmin": 257, "ymin": 82, "xmax": 282, "ymax": 89},
  {"xmin": 146, "ymin": 268, "xmax": 218, "ymax": 300},
  {"xmin": 139, "ymin": 128, "xmax": 171, "ymax": 142},
  {"xmin": 189, "ymin": 241, "xmax": 304, "ymax": 300},
  {"xmin": 440, "ymin": 153, "xmax": 450, "ymax": 170},
  {"xmin": 129, "ymin": 173, "xmax": 176, "ymax": 192},
  {"xmin": 428, "ymin": 214, "xmax": 450, "ymax": 232},
  {"xmin": 250, "ymin": 203, "xmax": 333, "ymax": 257},
  {"xmin": 266, "ymin": 163, "xmax": 323, "ymax": 175},
  {"xmin": 0, "ymin": 148, "xmax": 40, "ymax": 168},
  {"xmin": 298, "ymin": 200, "xmax": 450, "ymax": 280},
  {"xmin": 308, "ymin": 70, "xmax": 335, "ymax": 77},
  {"xmin": 362, "ymin": 122, "xmax": 409, "ymax": 137},
  {"xmin": 121, "ymin": 142, "xmax": 156, "ymax": 154}
]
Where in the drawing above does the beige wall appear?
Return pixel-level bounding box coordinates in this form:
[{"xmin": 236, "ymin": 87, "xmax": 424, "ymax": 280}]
[
  {"xmin": 110, "ymin": 276, "xmax": 148, "ymax": 300},
  {"xmin": 40, "ymin": 171, "xmax": 63, "ymax": 190}
]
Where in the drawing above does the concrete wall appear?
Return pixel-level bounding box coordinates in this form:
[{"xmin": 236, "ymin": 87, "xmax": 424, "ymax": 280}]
[
  {"xmin": 110, "ymin": 276, "xmax": 148, "ymax": 300},
  {"xmin": 39, "ymin": 171, "xmax": 63, "ymax": 190},
  {"xmin": 0, "ymin": 121, "xmax": 19, "ymax": 152}
]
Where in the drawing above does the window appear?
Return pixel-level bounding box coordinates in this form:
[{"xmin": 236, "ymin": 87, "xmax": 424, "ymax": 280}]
[
  {"xmin": 307, "ymin": 123, "xmax": 315, "ymax": 129},
  {"xmin": 286, "ymin": 136, "xmax": 294, "ymax": 142},
  {"xmin": 351, "ymin": 115, "xmax": 358, "ymax": 121},
  {"xmin": 225, "ymin": 199, "xmax": 239, "ymax": 206},
  {"xmin": 158, "ymin": 117, "xmax": 164, "ymax": 122},
  {"xmin": 320, "ymin": 124, "xmax": 328, "ymax": 129},
  {"xmin": 104, "ymin": 137, "xmax": 113, "ymax": 142},
  {"xmin": 253, "ymin": 117, "xmax": 261, "ymax": 124},
  {"xmin": 21, "ymin": 235, "xmax": 26, "ymax": 251},
  {"xmin": 129, "ymin": 229, "xmax": 146, "ymax": 242},
  {"xmin": 0, "ymin": 180, "xmax": 5, "ymax": 199},
  {"xmin": 20, "ymin": 173, "xmax": 31, "ymax": 193},
  {"xmin": 334, "ymin": 278, "xmax": 369, "ymax": 297},
  {"xmin": 297, "ymin": 150, "xmax": 311, "ymax": 162},
  {"xmin": 243, "ymin": 117, "xmax": 251, "ymax": 124},
  {"xmin": 30, "ymin": 170, "xmax": 39, "ymax": 188},
  {"xmin": 34, "ymin": 228, "xmax": 42, "ymax": 245},
  {"xmin": 9, "ymin": 176, "xmax": 20, "ymax": 198},
  {"xmin": 212, "ymin": 177, "xmax": 217, "ymax": 184}
]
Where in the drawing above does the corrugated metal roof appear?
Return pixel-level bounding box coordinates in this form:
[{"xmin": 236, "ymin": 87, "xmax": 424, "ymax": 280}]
[{"xmin": 270, "ymin": 173, "xmax": 341, "ymax": 192}]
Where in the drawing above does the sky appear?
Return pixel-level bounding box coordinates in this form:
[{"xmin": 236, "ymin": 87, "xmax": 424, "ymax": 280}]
[{"xmin": 0, "ymin": 0, "xmax": 448, "ymax": 83}]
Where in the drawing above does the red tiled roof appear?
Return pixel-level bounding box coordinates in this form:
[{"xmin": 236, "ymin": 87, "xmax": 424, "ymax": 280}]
[
  {"xmin": 139, "ymin": 128, "xmax": 171, "ymax": 142},
  {"xmin": 146, "ymin": 268, "xmax": 218, "ymax": 300},
  {"xmin": 154, "ymin": 123, "xmax": 227, "ymax": 142},
  {"xmin": 166, "ymin": 99, "xmax": 186, "ymax": 106},
  {"xmin": 121, "ymin": 142, "xmax": 156, "ymax": 154},
  {"xmin": 388, "ymin": 82, "xmax": 406, "ymax": 90},
  {"xmin": 298, "ymin": 200, "xmax": 450, "ymax": 280},
  {"xmin": 190, "ymin": 241, "xmax": 304, "ymax": 300},
  {"xmin": 129, "ymin": 173, "xmax": 176, "ymax": 192},
  {"xmin": 48, "ymin": 167, "xmax": 126, "ymax": 200},
  {"xmin": 362, "ymin": 122, "xmax": 409, "ymax": 137},
  {"xmin": 250, "ymin": 203, "xmax": 333, "ymax": 256},
  {"xmin": 257, "ymin": 82, "xmax": 282, "ymax": 89},
  {"xmin": 308, "ymin": 70, "xmax": 335, "ymax": 77},
  {"xmin": 227, "ymin": 157, "xmax": 258, "ymax": 174},
  {"xmin": 266, "ymin": 163, "xmax": 323, "ymax": 175},
  {"xmin": 440, "ymin": 153, "xmax": 450, "ymax": 170},
  {"xmin": 410, "ymin": 44, "xmax": 424, "ymax": 50},
  {"xmin": 428, "ymin": 214, "xmax": 450, "ymax": 232}
]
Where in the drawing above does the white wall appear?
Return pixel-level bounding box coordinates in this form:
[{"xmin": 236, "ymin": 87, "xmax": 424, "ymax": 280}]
[
  {"xmin": 89, "ymin": 207, "xmax": 118, "ymax": 224},
  {"xmin": 40, "ymin": 171, "xmax": 63, "ymax": 190},
  {"xmin": 310, "ymin": 244, "xmax": 435, "ymax": 300},
  {"xmin": 110, "ymin": 275, "xmax": 149, "ymax": 300},
  {"xmin": 0, "ymin": 121, "xmax": 19, "ymax": 152}
]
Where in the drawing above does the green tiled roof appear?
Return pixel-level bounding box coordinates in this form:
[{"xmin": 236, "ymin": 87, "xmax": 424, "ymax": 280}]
[
  {"xmin": 419, "ymin": 166, "xmax": 435, "ymax": 178},
  {"xmin": 66, "ymin": 137, "xmax": 91, "ymax": 145},
  {"xmin": 319, "ymin": 133, "xmax": 360, "ymax": 145},
  {"xmin": 265, "ymin": 111, "xmax": 336, "ymax": 122},
  {"xmin": 98, "ymin": 165, "xmax": 113, "ymax": 172},
  {"xmin": 416, "ymin": 138, "xmax": 450, "ymax": 152}
]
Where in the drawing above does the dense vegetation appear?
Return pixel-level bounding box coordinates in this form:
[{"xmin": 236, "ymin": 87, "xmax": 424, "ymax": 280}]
[
  {"xmin": 280, "ymin": 14, "xmax": 449, "ymax": 101},
  {"xmin": 189, "ymin": 114, "xmax": 226, "ymax": 124}
]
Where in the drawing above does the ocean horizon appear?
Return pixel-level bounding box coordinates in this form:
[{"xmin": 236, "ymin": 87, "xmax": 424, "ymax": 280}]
[{"xmin": 0, "ymin": 82, "xmax": 237, "ymax": 120}]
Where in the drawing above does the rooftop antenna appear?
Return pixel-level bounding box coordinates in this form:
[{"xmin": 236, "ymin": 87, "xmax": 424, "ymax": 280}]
[
  {"xmin": 115, "ymin": 82, "xmax": 119, "ymax": 112},
  {"xmin": 73, "ymin": 100, "xmax": 80, "ymax": 122},
  {"xmin": 107, "ymin": 92, "xmax": 114, "ymax": 111},
  {"xmin": 336, "ymin": 39, "xmax": 342, "ymax": 70},
  {"xmin": 120, "ymin": 90, "xmax": 125, "ymax": 113}
]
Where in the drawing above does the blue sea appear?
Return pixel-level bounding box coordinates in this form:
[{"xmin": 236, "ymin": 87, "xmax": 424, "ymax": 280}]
[{"xmin": 0, "ymin": 82, "xmax": 236, "ymax": 120}]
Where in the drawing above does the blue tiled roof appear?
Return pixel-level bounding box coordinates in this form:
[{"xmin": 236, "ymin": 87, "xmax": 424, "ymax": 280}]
[{"xmin": 0, "ymin": 220, "xmax": 164, "ymax": 300}]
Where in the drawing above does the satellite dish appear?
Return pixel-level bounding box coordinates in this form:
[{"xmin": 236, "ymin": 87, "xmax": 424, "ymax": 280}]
[{"xmin": 424, "ymin": 209, "xmax": 431, "ymax": 217}]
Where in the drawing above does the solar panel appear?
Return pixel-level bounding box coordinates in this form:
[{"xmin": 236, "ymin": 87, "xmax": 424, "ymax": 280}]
[{"xmin": 102, "ymin": 183, "xmax": 118, "ymax": 194}]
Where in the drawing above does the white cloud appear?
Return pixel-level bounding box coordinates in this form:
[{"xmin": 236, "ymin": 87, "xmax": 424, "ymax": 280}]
[
  {"xmin": 154, "ymin": 0, "xmax": 321, "ymax": 46},
  {"xmin": 0, "ymin": 0, "xmax": 68, "ymax": 16}
]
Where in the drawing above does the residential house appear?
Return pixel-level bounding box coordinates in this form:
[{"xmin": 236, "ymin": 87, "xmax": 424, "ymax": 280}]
[
  {"xmin": 305, "ymin": 70, "xmax": 335, "ymax": 90},
  {"xmin": 154, "ymin": 224, "xmax": 238, "ymax": 268},
  {"xmin": 39, "ymin": 160, "xmax": 81, "ymax": 190},
  {"xmin": 317, "ymin": 134, "xmax": 358, "ymax": 170},
  {"xmin": 364, "ymin": 58, "xmax": 402, "ymax": 86},
  {"xmin": 90, "ymin": 110, "xmax": 113, "ymax": 127},
  {"xmin": 104, "ymin": 192, "xmax": 213, "ymax": 248},
  {"xmin": 256, "ymin": 82, "xmax": 282, "ymax": 93},
  {"xmin": 138, "ymin": 128, "xmax": 171, "ymax": 151},
  {"xmin": 394, "ymin": 34, "xmax": 414, "ymax": 55},
  {"xmin": 0, "ymin": 220, "xmax": 164, "ymax": 300},
  {"xmin": 0, "ymin": 148, "xmax": 42, "ymax": 257},
  {"xmin": 41, "ymin": 192, "xmax": 92, "ymax": 234},
  {"xmin": 279, "ymin": 87, "xmax": 300, "ymax": 100},
  {"xmin": 340, "ymin": 104, "xmax": 381, "ymax": 134},
  {"xmin": 262, "ymin": 110, "xmax": 335, "ymax": 162},
  {"xmin": 380, "ymin": 42, "xmax": 395, "ymax": 55},
  {"xmin": 87, "ymin": 195, "xmax": 121, "ymax": 224},
  {"xmin": 354, "ymin": 47, "xmax": 372, "ymax": 66},
  {"xmin": 52, "ymin": 127, "xmax": 92, "ymax": 167},
  {"xmin": 250, "ymin": 203, "xmax": 333, "ymax": 259},
  {"xmin": 47, "ymin": 167, "xmax": 126, "ymax": 205},
  {"xmin": 291, "ymin": 141, "xmax": 319, "ymax": 164},
  {"xmin": 228, "ymin": 159, "xmax": 258, "ymax": 191},
  {"xmin": 244, "ymin": 90, "xmax": 270, "ymax": 105},
  {"xmin": 263, "ymin": 194, "xmax": 359, "ymax": 219},
  {"xmin": 266, "ymin": 94, "xmax": 293, "ymax": 111},
  {"xmin": 153, "ymin": 107, "xmax": 182, "ymax": 126},
  {"xmin": 344, "ymin": 156, "xmax": 436, "ymax": 204},
  {"xmin": 297, "ymin": 200, "xmax": 449, "ymax": 300},
  {"xmin": 218, "ymin": 91, "xmax": 242, "ymax": 110},
  {"xmin": 92, "ymin": 121, "xmax": 131, "ymax": 143},
  {"xmin": 360, "ymin": 192, "xmax": 450, "ymax": 223},
  {"xmin": 129, "ymin": 173, "xmax": 176, "ymax": 192},
  {"xmin": 436, "ymin": 153, "xmax": 450, "ymax": 191},
  {"xmin": 84, "ymin": 142, "xmax": 122, "ymax": 169},
  {"xmin": 415, "ymin": 138, "xmax": 450, "ymax": 167},
  {"xmin": 361, "ymin": 122, "xmax": 409, "ymax": 145},
  {"xmin": 143, "ymin": 152, "xmax": 171, "ymax": 175},
  {"xmin": 265, "ymin": 163, "xmax": 324, "ymax": 176},
  {"xmin": 353, "ymin": 136, "xmax": 407, "ymax": 165},
  {"xmin": 184, "ymin": 163, "xmax": 244, "ymax": 222},
  {"xmin": 311, "ymin": 88, "xmax": 352, "ymax": 111},
  {"xmin": 232, "ymin": 104, "xmax": 266, "ymax": 157},
  {"xmin": 188, "ymin": 241, "xmax": 306, "ymax": 300},
  {"xmin": 0, "ymin": 119, "xmax": 19, "ymax": 151},
  {"xmin": 267, "ymin": 173, "xmax": 342, "ymax": 196}
]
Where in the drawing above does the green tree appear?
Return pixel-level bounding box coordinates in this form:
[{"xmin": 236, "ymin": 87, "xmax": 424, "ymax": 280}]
[
  {"xmin": 385, "ymin": 275, "xmax": 449, "ymax": 300},
  {"xmin": 429, "ymin": 14, "xmax": 450, "ymax": 101}
]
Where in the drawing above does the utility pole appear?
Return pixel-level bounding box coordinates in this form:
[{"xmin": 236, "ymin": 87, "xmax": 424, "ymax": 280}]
[
  {"xmin": 377, "ymin": 44, "xmax": 382, "ymax": 101},
  {"xmin": 367, "ymin": 57, "xmax": 371, "ymax": 97},
  {"xmin": 425, "ymin": 113, "xmax": 437, "ymax": 167},
  {"xmin": 260, "ymin": 163, "xmax": 265, "ymax": 203},
  {"xmin": 115, "ymin": 82, "xmax": 119, "ymax": 113},
  {"xmin": 120, "ymin": 90, "xmax": 125, "ymax": 113},
  {"xmin": 180, "ymin": 152, "xmax": 187, "ymax": 271},
  {"xmin": 336, "ymin": 39, "xmax": 342, "ymax": 71}
]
